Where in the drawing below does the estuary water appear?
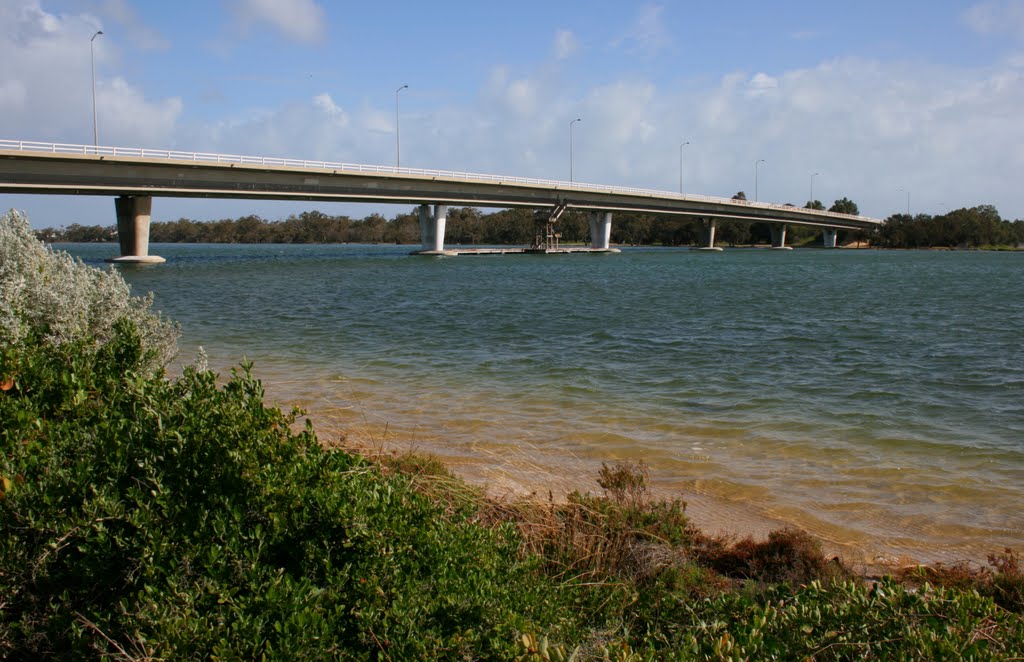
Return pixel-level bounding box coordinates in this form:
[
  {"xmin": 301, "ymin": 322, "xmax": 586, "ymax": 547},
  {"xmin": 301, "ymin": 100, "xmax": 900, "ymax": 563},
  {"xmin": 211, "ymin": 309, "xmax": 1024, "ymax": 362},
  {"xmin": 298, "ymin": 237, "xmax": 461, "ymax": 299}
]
[{"xmin": 69, "ymin": 243, "xmax": 1024, "ymax": 564}]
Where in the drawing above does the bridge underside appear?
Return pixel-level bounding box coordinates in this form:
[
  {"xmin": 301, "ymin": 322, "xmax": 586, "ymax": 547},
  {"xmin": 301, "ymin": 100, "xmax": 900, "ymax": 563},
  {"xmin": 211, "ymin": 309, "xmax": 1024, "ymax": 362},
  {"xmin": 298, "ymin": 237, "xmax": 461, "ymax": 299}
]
[{"xmin": 1, "ymin": 149, "xmax": 877, "ymax": 259}]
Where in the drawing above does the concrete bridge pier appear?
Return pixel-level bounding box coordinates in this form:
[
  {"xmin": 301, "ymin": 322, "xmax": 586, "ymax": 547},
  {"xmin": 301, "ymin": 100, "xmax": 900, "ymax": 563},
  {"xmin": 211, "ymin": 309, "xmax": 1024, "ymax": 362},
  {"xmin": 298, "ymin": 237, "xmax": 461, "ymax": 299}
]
[
  {"xmin": 588, "ymin": 211, "xmax": 613, "ymax": 250},
  {"xmin": 694, "ymin": 218, "xmax": 723, "ymax": 251},
  {"xmin": 107, "ymin": 195, "xmax": 165, "ymax": 264},
  {"xmin": 823, "ymin": 228, "xmax": 839, "ymax": 248},
  {"xmin": 414, "ymin": 203, "xmax": 455, "ymax": 255},
  {"xmin": 770, "ymin": 223, "xmax": 792, "ymax": 250}
]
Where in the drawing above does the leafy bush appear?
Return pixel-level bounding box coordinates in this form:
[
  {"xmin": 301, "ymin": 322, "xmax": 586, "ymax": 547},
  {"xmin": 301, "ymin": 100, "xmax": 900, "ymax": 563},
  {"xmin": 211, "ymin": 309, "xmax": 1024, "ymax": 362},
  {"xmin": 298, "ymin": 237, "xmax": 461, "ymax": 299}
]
[
  {"xmin": 638, "ymin": 578, "xmax": 1024, "ymax": 659},
  {"xmin": 898, "ymin": 549, "xmax": 1024, "ymax": 615},
  {"xmin": 3, "ymin": 214, "xmax": 1023, "ymax": 659},
  {"xmin": 0, "ymin": 333, "xmax": 573, "ymax": 658},
  {"xmin": 0, "ymin": 209, "xmax": 178, "ymax": 377}
]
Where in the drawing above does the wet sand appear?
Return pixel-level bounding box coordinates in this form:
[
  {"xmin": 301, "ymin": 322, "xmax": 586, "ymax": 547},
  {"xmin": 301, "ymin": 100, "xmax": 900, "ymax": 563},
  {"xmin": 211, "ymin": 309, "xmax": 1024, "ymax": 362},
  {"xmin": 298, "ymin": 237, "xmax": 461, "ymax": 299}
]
[{"xmin": 305, "ymin": 411, "xmax": 938, "ymax": 575}]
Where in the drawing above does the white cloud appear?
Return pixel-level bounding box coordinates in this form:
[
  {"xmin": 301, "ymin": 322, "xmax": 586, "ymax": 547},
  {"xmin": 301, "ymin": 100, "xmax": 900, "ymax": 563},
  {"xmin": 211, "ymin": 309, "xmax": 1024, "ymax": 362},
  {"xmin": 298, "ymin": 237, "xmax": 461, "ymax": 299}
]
[
  {"xmin": 230, "ymin": 0, "xmax": 326, "ymax": 43},
  {"xmin": 0, "ymin": 0, "xmax": 181, "ymax": 146},
  {"xmin": 553, "ymin": 29, "xmax": 578, "ymax": 60},
  {"xmin": 484, "ymin": 66, "xmax": 540, "ymax": 117},
  {"xmin": 101, "ymin": 0, "xmax": 169, "ymax": 51},
  {"xmin": 613, "ymin": 4, "xmax": 671, "ymax": 56},
  {"xmin": 6, "ymin": 0, "xmax": 1024, "ymax": 224},
  {"xmin": 362, "ymin": 106, "xmax": 393, "ymax": 134},
  {"xmin": 746, "ymin": 73, "xmax": 779, "ymax": 97},
  {"xmin": 312, "ymin": 93, "xmax": 349, "ymax": 127},
  {"xmin": 964, "ymin": 0, "xmax": 1024, "ymax": 39},
  {"xmin": 116, "ymin": 53, "xmax": 1024, "ymax": 218},
  {"xmin": 185, "ymin": 96, "xmax": 383, "ymax": 164},
  {"xmin": 97, "ymin": 77, "xmax": 182, "ymax": 146}
]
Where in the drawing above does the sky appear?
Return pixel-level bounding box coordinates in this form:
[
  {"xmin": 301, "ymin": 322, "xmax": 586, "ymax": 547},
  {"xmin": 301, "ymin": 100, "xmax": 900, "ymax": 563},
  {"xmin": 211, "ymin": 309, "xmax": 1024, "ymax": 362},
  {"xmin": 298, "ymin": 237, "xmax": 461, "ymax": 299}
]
[{"xmin": 3, "ymin": 0, "xmax": 1024, "ymax": 228}]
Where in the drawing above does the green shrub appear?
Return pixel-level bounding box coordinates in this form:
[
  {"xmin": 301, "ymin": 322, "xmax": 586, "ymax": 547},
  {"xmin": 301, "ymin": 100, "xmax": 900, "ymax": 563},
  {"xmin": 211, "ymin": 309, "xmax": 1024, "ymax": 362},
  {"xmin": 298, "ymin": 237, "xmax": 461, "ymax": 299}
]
[
  {"xmin": 0, "ymin": 209, "xmax": 179, "ymax": 378},
  {"xmin": 0, "ymin": 334, "xmax": 572, "ymax": 658},
  {"xmin": 3, "ymin": 213, "xmax": 1023, "ymax": 659}
]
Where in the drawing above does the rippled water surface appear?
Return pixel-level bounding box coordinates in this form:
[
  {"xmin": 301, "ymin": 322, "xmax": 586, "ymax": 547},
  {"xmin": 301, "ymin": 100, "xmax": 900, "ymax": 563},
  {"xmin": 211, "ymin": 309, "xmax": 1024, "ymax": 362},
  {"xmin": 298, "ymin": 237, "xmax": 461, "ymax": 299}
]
[{"xmin": 69, "ymin": 243, "xmax": 1024, "ymax": 563}]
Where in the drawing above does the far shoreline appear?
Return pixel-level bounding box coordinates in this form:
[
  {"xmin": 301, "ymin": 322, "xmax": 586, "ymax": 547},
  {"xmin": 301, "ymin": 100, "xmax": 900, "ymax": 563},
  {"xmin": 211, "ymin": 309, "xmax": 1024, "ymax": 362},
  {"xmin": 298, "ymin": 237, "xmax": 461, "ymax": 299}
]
[{"xmin": 41, "ymin": 238, "xmax": 1024, "ymax": 251}]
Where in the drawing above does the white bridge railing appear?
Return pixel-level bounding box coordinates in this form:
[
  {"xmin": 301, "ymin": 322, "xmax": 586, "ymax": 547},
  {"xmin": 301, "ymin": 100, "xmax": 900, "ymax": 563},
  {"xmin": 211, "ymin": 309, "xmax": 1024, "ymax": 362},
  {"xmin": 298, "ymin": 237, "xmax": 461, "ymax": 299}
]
[{"xmin": 0, "ymin": 139, "xmax": 878, "ymax": 224}]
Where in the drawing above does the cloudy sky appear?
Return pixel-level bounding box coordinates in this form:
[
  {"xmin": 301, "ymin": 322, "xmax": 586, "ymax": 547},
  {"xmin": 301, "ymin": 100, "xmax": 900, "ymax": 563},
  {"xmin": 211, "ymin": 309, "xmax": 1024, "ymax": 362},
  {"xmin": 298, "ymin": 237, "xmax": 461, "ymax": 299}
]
[{"xmin": 3, "ymin": 0, "xmax": 1024, "ymax": 227}]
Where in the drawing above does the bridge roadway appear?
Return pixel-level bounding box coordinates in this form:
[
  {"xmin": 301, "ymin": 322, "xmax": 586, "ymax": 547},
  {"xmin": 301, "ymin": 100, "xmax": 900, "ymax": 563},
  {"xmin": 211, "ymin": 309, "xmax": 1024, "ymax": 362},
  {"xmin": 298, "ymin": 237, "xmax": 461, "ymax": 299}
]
[{"xmin": 0, "ymin": 140, "xmax": 882, "ymax": 262}]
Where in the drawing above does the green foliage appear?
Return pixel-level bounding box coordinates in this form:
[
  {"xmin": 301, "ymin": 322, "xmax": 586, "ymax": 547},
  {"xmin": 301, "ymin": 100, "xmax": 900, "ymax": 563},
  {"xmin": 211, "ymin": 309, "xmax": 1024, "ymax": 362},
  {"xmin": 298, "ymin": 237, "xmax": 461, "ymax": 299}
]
[
  {"xmin": 3, "ymin": 324, "xmax": 1023, "ymax": 660},
  {"xmin": 874, "ymin": 206, "xmax": 1024, "ymax": 248},
  {"xmin": 829, "ymin": 197, "xmax": 860, "ymax": 216},
  {"xmin": 37, "ymin": 198, "xmax": 896, "ymax": 250},
  {"xmin": 0, "ymin": 331, "xmax": 566, "ymax": 658},
  {"xmin": 629, "ymin": 578, "xmax": 1024, "ymax": 659},
  {"xmin": 4, "ymin": 216, "xmax": 1023, "ymax": 658},
  {"xmin": 2, "ymin": 209, "xmax": 179, "ymax": 377}
]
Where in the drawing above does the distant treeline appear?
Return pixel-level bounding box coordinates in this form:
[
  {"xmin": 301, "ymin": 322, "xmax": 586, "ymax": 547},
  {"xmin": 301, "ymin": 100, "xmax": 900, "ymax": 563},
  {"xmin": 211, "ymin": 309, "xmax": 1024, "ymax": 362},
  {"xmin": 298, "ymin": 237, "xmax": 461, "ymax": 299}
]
[
  {"xmin": 872, "ymin": 205, "xmax": 1024, "ymax": 249},
  {"xmin": 35, "ymin": 200, "xmax": 1024, "ymax": 249}
]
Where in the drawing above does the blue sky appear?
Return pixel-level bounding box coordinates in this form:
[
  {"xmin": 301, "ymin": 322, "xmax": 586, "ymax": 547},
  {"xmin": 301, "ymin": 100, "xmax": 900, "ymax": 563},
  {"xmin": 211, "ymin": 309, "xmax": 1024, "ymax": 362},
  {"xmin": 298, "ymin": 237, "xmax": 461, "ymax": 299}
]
[{"xmin": 3, "ymin": 0, "xmax": 1024, "ymax": 227}]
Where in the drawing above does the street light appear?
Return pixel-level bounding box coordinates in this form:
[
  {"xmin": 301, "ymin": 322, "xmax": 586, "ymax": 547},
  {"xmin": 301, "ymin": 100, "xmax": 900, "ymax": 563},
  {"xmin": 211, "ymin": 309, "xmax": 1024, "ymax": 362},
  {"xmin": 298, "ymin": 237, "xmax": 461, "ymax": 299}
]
[
  {"xmin": 395, "ymin": 84, "xmax": 408, "ymax": 168},
  {"xmin": 90, "ymin": 30, "xmax": 103, "ymax": 148},
  {"xmin": 679, "ymin": 140, "xmax": 690, "ymax": 194},
  {"xmin": 754, "ymin": 159, "xmax": 765, "ymax": 201},
  {"xmin": 898, "ymin": 188, "xmax": 911, "ymax": 216},
  {"xmin": 810, "ymin": 172, "xmax": 819, "ymax": 205},
  {"xmin": 569, "ymin": 118, "xmax": 581, "ymax": 183}
]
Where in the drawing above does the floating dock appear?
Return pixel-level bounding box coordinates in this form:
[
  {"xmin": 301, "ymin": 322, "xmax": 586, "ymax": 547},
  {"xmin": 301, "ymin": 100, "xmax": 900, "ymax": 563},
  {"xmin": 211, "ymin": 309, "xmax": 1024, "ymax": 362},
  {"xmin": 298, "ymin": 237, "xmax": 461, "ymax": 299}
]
[{"xmin": 413, "ymin": 247, "xmax": 621, "ymax": 256}]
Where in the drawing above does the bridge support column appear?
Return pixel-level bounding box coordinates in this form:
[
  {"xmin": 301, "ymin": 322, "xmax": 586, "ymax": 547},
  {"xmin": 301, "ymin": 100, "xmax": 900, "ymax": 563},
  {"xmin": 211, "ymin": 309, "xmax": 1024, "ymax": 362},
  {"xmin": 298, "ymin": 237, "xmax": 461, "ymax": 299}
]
[
  {"xmin": 589, "ymin": 211, "xmax": 613, "ymax": 250},
  {"xmin": 770, "ymin": 223, "xmax": 792, "ymax": 250},
  {"xmin": 415, "ymin": 203, "xmax": 453, "ymax": 255},
  {"xmin": 107, "ymin": 196, "xmax": 165, "ymax": 264},
  {"xmin": 694, "ymin": 218, "xmax": 723, "ymax": 251},
  {"xmin": 823, "ymin": 228, "xmax": 838, "ymax": 248}
]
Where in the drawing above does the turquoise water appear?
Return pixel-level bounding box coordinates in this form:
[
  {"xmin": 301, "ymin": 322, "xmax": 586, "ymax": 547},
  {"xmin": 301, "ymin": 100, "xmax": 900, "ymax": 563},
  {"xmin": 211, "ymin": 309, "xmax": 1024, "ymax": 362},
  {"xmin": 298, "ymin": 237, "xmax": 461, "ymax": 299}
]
[{"xmin": 69, "ymin": 243, "xmax": 1024, "ymax": 563}]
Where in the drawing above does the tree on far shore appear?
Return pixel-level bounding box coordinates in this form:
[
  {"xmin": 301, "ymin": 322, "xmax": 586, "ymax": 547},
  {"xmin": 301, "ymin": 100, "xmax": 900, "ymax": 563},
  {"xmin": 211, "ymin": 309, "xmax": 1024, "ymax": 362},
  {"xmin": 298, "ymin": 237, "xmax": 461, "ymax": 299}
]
[{"xmin": 829, "ymin": 197, "xmax": 859, "ymax": 216}]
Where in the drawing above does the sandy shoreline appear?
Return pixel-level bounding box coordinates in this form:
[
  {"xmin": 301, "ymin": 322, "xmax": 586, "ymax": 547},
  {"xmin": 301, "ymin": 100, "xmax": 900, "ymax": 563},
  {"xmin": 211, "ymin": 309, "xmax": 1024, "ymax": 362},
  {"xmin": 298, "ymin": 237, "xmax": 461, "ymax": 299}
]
[
  {"xmin": 232, "ymin": 355, "xmax": 1020, "ymax": 575},
  {"xmin": 306, "ymin": 415, "xmax": 952, "ymax": 576}
]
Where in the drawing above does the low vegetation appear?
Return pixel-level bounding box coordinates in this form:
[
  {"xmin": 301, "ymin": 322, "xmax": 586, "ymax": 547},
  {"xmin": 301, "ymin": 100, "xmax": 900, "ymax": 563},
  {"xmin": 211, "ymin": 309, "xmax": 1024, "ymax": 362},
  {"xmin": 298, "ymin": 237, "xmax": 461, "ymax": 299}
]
[
  {"xmin": 3, "ymin": 209, "xmax": 1023, "ymax": 658},
  {"xmin": 874, "ymin": 204, "xmax": 1024, "ymax": 248}
]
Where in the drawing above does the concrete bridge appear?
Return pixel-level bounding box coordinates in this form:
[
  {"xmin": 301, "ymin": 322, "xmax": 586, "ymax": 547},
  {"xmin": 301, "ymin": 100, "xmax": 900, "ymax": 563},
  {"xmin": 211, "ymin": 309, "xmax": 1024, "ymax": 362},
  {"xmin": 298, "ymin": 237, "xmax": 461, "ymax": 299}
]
[{"xmin": 0, "ymin": 140, "xmax": 882, "ymax": 262}]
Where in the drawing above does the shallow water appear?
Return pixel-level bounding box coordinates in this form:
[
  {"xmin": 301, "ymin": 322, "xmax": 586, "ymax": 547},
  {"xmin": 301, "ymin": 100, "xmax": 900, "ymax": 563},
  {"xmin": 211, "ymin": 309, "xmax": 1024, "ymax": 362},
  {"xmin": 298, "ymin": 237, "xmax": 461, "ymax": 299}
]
[{"xmin": 69, "ymin": 242, "xmax": 1024, "ymax": 564}]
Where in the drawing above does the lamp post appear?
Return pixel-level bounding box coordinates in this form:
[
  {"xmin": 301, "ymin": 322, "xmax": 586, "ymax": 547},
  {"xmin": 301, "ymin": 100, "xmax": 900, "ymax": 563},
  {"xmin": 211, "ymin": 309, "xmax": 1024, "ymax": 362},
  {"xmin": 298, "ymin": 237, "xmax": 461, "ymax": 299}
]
[
  {"xmin": 899, "ymin": 188, "xmax": 911, "ymax": 216},
  {"xmin": 90, "ymin": 30, "xmax": 103, "ymax": 148},
  {"xmin": 810, "ymin": 172, "xmax": 819, "ymax": 205},
  {"xmin": 754, "ymin": 159, "xmax": 765, "ymax": 201},
  {"xmin": 569, "ymin": 117, "xmax": 581, "ymax": 183},
  {"xmin": 395, "ymin": 84, "xmax": 408, "ymax": 168},
  {"xmin": 679, "ymin": 140, "xmax": 690, "ymax": 194}
]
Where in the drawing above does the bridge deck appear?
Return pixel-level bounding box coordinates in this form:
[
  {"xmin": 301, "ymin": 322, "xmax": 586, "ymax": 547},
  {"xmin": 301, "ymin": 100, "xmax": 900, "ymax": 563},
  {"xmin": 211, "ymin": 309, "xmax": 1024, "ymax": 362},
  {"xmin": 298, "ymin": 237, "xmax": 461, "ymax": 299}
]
[{"xmin": 0, "ymin": 140, "xmax": 881, "ymax": 231}]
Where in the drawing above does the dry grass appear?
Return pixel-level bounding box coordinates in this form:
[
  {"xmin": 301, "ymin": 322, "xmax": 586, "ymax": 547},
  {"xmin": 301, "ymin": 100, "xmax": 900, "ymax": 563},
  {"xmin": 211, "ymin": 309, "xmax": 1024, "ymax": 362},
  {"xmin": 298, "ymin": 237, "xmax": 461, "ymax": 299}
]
[
  {"xmin": 475, "ymin": 462, "xmax": 685, "ymax": 583},
  {"xmin": 306, "ymin": 423, "xmax": 1024, "ymax": 610},
  {"xmin": 895, "ymin": 548, "xmax": 1024, "ymax": 613},
  {"xmin": 691, "ymin": 527, "xmax": 847, "ymax": 586}
]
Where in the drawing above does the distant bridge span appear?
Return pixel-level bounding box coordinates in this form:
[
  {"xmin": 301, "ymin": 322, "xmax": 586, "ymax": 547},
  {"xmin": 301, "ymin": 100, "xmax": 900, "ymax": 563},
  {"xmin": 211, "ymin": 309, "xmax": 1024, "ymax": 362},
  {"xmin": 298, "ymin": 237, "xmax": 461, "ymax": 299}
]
[{"xmin": 0, "ymin": 139, "xmax": 881, "ymax": 262}]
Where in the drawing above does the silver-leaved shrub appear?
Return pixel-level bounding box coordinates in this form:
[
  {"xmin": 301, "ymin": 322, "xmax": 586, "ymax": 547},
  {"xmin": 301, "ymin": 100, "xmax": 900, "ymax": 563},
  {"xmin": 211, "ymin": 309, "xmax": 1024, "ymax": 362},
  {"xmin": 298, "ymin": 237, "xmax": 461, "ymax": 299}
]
[{"xmin": 0, "ymin": 209, "xmax": 179, "ymax": 373}]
